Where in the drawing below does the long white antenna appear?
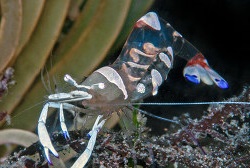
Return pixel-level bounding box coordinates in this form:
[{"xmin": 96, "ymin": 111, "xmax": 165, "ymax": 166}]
[
  {"xmin": 131, "ymin": 106, "xmax": 180, "ymax": 124},
  {"xmin": 131, "ymin": 101, "xmax": 250, "ymax": 106}
]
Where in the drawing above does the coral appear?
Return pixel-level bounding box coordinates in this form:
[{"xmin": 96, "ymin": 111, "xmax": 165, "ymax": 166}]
[
  {"xmin": 0, "ymin": 67, "xmax": 14, "ymax": 124},
  {"xmin": 0, "ymin": 67, "xmax": 15, "ymax": 99},
  {"xmin": 1, "ymin": 87, "xmax": 249, "ymax": 168}
]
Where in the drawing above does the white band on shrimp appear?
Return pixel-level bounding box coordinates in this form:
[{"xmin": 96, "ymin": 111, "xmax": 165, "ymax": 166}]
[{"xmin": 95, "ymin": 66, "xmax": 128, "ymax": 99}]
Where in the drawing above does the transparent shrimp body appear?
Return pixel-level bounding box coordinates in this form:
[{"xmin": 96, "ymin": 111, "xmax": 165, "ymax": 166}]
[{"xmin": 37, "ymin": 12, "xmax": 228, "ymax": 167}]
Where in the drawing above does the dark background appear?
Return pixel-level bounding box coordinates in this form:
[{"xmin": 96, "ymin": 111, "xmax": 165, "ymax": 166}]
[{"xmin": 143, "ymin": 0, "xmax": 250, "ymax": 134}]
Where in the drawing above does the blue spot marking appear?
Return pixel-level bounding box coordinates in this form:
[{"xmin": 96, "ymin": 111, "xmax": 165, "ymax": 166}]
[
  {"xmin": 216, "ymin": 79, "xmax": 229, "ymax": 89},
  {"xmin": 185, "ymin": 74, "xmax": 199, "ymax": 84}
]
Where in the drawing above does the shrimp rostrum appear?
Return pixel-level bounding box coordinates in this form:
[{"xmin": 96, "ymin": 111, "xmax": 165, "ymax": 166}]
[{"xmin": 37, "ymin": 12, "xmax": 228, "ymax": 167}]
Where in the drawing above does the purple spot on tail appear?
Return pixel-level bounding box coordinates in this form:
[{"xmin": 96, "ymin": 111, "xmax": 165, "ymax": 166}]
[
  {"xmin": 216, "ymin": 79, "xmax": 229, "ymax": 89},
  {"xmin": 185, "ymin": 74, "xmax": 199, "ymax": 84}
]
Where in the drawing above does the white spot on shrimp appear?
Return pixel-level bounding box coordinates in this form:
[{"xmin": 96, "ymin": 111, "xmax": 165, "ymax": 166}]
[
  {"xmin": 136, "ymin": 83, "xmax": 146, "ymax": 94},
  {"xmin": 151, "ymin": 69, "xmax": 163, "ymax": 96},
  {"xmin": 166, "ymin": 46, "xmax": 173, "ymax": 59},
  {"xmin": 91, "ymin": 83, "xmax": 105, "ymax": 89},
  {"xmin": 137, "ymin": 12, "xmax": 161, "ymax": 30},
  {"xmin": 98, "ymin": 83, "xmax": 105, "ymax": 89},
  {"xmin": 159, "ymin": 52, "xmax": 172, "ymax": 68}
]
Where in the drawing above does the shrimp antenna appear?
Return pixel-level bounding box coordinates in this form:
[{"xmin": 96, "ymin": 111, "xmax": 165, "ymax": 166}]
[
  {"xmin": 128, "ymin": 105, "xmax": 180, "ymax": 125},
  {"xmin": 41, "ymin": 65, "xmax": 53, "ymax": 94},
  {"xmin": 131, "ymin": 101, "xmax": 250, "ymax": 106}
]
